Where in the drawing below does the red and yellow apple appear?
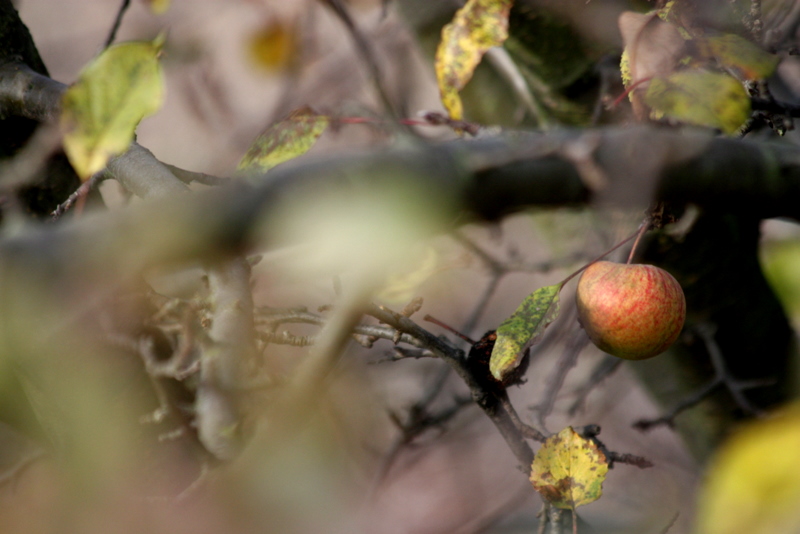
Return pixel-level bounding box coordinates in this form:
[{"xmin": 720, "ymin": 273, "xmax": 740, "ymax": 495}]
[{"xmin": 575, "ymin": 261, "xmax": 686, "ymax": 360}]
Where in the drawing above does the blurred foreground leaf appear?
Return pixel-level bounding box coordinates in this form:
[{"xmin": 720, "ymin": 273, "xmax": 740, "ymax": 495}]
[
  {"xmin": 644, "ymin": 70, "xmax": 750, "ymax": 134},
  {"xmin": 695, "ymin": 403, "xmax": 800, "ymax": 534},
  {"xmin": 238, "ymin": 107, "xmax": 329, "ymax": 172},
  {"xmin": 61, "ymin": 36, "xmax": 165, "ymax": 180},
  {"xmin": 378, "ymin": 246, "xmax": 439, "ymax": 304},
  {"xmin": 435, "ymin": 0, "xmax": 513, "ymax": 120},
  {"xmin": 489, "ymin": 283, "xmax": 561, "ymax": 382},
  {"xmin": 530, "ymin": 426, "xmax": 609, "ymax": 509}
]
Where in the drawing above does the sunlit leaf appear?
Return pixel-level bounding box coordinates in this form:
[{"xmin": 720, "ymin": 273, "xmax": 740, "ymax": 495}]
[
  {"xmin": 237, "ymin": 107, "xmax": 329, "ymax": 173},
  {"xmin": 530, "ymin": 426, "xmax": 609, "ymax": 509},
  {"xmin": 247, "ymin": 21, "xmax": 295, "ymax": 72},
  {"xmin": 144, "ymin": 0, "xmax": 170, "ymax": 15},
  {"xmin": 644, "ymin": 70, "xmax": 750, "ymax": 134},
  {"xmin": 435, "ymin": 0, "xmax": 513, "ymax": 120},
  {"xmin": 695, "ymin": 403, "xmax": 800, "ymax": 534},
  {"xmin": 61, "ymin": 36, "xmax": 165, "ymax": 180},
  {"xmin": 489, "ymin": 283, "xmax": 561, "ymax": 382},
  {"xmin": 699, "ymin": 33, "xmax": 779, "ymax": 81}
]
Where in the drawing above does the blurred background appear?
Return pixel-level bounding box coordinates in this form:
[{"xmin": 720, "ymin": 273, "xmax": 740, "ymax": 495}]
[{"xmin": 6, "ymin": 0, "xmax": 800, "ymax": 532}]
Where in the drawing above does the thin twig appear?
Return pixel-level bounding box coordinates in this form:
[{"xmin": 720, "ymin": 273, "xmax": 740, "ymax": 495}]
[
  {"xmin": 634, "ymin": 324, "xmax": 773, "ymax": 430},
  {"xmin": 633, "ymin": 378, "xmax": 721, "ymax": 431},
  {"xmin": 568, "ymin": 355, "xmax": 622, "ymax": 416},
  {"xmin": 319, "ymin": 0, "xmax": 402, "ymax": 122},
  {"xmin": 50, "ymin": 172, "xmax": 105, "ymax": 220},
  {"xmin": 104, "ymin": 0, "xmax": 132, "ymax": 49},
  {"xmin": 534, "ymin": 309, "xmax": 590, "ymax": 431},
  {"xmin": 164, "ymin": 164, "xmax": 231, "ymax": 186},
  {"xmin": 368, "ymin": 381, "xmax": 468, "ymax": 495}
]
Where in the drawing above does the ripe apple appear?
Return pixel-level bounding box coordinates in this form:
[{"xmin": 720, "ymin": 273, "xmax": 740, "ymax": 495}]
[{"xmin": 575, "ymin": 261, "xmax": 686, "ymax": 360}]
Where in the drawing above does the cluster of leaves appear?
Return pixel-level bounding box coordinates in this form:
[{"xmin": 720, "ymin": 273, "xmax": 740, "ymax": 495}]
[{"xmin": 619, "ymin": 2, "xmax": 779, "ymax": 134}]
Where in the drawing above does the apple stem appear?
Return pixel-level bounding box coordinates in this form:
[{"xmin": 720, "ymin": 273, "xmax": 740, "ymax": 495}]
[
  {"xmin": 559, "ymin": 221, "xmax": 648, "ymax": 288},
  {"xmin": 626, "ymin": 222, "xmax": 650, "ymax": 264}
]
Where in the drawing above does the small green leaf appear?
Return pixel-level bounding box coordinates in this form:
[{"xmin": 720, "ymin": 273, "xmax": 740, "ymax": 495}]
[
  {"xmin": 530, "ymin": 426, "xmax": 609, "ymax": 510},
  {"xmin": 489, "ymin": 283, "xmax": 562, "ymax": 382},
  {"xmin": 61, "ymin": 36, "xmax": 165, "ymax": 180},
  {"xmin": 435, "ymin": 0, "xmax": 513, "ymax": 120},
  {"xmin": 237, "ymin": 106, "xmax": 329, "ymax": 172},
  {"xmin": 644, "ymin": 70, "xmax": 750, "ymax": 134}
]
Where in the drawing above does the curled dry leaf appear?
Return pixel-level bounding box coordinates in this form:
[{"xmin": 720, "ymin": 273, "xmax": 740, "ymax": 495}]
[
  {"xmin": 435, "ymin": 0, "xmax": 513, "ymax": 121},
  {"xmin": 618, "ymin": 11, "xmax": 688, "ymax": 118},
  {"xmin": 489, "ymin": 283, "xmax": 562, "ymax": 383}
]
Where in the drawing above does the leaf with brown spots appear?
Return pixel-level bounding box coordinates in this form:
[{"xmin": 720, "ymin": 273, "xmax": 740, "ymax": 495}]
[
  {"xmin": 435, "ymin": 0, "xmax": 513, "ymax": 120},
  {"xmin": 530, "ymin": 426, "xmax": 609, "ymax": 509}
]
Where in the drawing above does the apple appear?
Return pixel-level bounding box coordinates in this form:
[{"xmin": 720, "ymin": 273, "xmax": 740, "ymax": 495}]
[{"xmin": 575, "ymin": 261, "xmax": 686, "ymax": 360}]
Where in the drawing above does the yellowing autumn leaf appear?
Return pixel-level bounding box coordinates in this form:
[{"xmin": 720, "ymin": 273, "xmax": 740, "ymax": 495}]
[
  {"xmin": 247, "ymin": 21, "xmax": 295, "ymax": 72},
  {"xmin": 61, "ymin": 36, "xmax": 165, "ymax": 180},
  {"xmin": 644, "ymin": 70, "xmax": 750, "ymax": 134},
  {"xmin": 699, "ymin": 33, "xmax": 779, "ymax": 81},
  {"xmin": 435, "ymin": 0, "xmax": 513, "ymax": 120},
  {"xmin": 530, "ymin": 427, "xmax": 609, "ymax": 509},
  {"xmin": 237, "ymin": 107, "xmax": 329, "ymax": 173},
  {"xmin": 489, "ymin": 283, "xmax": 562, "ymax": 382},
  {"xmin": 144, "ymin": 0, "xmax": 170, "ymax": 14},
  {"xmin": 695, "ymin": 403, "xmax": 800, "ymax": 534}
]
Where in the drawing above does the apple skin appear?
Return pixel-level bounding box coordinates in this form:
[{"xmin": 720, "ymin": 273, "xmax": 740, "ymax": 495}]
[{"xmin": 576, "ymin": 261, "xmax": 686, "ymax": 360}]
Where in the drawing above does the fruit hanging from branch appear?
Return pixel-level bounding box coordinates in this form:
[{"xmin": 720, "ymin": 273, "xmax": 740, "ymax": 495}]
[{"xmin": 576, "ymin": 261, "xmax": 686, "ymax": 360}]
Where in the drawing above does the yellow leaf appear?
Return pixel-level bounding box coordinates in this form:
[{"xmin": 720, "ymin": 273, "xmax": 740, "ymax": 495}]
[
  {"xmin": 530, "ymin": 427, "xmax": 609, "ymax": 509},
  {"xmin": 247, "ymin": 21, "xmax": 295, "ymax": 72},
  {"xmin": 698, "ymin": 33, "xmax": 779, "ymax": 81},
  {"xmin": 435, "ymin": 0, "xmax": 513, "ymax": 120},
  {"xmin": 644, "ymin": 70, "xmax": 750, "ymax": 134},
  {"xmin": 144, "ymin": 0, "xmax": 170, "ymax": 15},
  {"xmin": 695, "ymin": 403, "xmax": 800, "ymax": 534},
  {"xmin": 61, "ymin": 37, "xmax": 165, "ymax": 180},
  {"xmin": 237, "ymin": 107, "xmax": 329, "ymax": 173}
]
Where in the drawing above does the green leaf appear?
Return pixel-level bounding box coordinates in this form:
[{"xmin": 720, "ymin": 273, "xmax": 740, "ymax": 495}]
[
  {"xmin": 61, "ymin": 36, "xmax": 165, "ymax": 180},
  {"xmin": 435, "ymin": 0, "xmax": 513, "ymax": 120},
  {"xmin": 237, "ymin": 106, "xmax": 329, "ymax": 173},
  {"xmin": 489, "ymin": 283, "xmax": 562, "ymax": 382},
  {"xmin": 700, "ymin": 33, "xmax": 779, "ymax": 81},
  {"xmin": 644, "ymin": 70, "xmax": 750, "ymax": 134},
  {"xmin": 530, "ymin": 426, "xmax": 609, "ymax": 509}
]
